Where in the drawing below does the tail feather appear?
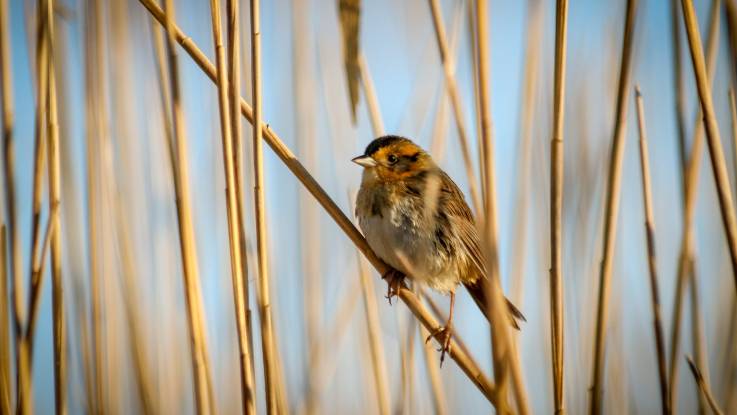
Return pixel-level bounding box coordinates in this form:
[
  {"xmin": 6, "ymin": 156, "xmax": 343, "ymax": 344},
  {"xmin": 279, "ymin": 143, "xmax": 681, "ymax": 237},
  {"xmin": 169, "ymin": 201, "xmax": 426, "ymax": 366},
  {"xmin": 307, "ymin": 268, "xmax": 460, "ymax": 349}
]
[{"xmin": 463, "ymin": 277, "xmax": 526, "ymax": 330}]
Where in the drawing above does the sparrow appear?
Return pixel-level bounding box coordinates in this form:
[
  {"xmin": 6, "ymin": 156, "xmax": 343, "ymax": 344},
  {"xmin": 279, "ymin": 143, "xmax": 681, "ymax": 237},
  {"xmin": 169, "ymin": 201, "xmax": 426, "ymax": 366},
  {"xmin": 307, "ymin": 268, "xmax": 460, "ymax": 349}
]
[{"xmin": 353, "ymin": 135, "xmax": 525, "ymax": 364}]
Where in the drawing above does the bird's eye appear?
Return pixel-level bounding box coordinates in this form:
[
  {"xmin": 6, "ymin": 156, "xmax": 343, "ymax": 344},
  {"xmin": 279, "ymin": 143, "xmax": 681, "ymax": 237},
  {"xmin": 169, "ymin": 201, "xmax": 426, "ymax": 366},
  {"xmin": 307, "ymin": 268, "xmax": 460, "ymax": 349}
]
[{"xmin": 387, "ymin": 154, "xmax": 398, "ymax": 164}]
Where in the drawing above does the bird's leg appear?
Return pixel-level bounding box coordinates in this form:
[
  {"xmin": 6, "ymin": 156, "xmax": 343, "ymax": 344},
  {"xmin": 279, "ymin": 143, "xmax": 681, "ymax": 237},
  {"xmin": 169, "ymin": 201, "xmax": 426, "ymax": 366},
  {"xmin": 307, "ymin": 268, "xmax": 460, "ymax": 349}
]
[
  {"xmin": 425, "ymin": 290, "xmax": 455, "ymax": 366},
  {"xmin": 382, "ymin": 268, "xmax": 405, "ymax": 305}
]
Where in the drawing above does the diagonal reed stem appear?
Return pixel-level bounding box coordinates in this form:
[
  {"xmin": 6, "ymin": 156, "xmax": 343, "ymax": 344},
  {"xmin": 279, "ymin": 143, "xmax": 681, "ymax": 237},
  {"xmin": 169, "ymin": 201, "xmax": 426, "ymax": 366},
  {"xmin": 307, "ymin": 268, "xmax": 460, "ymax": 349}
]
[
  {"xmin": 589, "ymin": 0, "xmax": 638, "ymax": 412},
  {"xmin": 668, "ymin": 1, "xmax": 721, "ymax": 412},
  {"xmin": 634, "ymin": 87, "xmax": 670, "ymax": 415},
  {"xmin": 137, "ymin": 0, "xmax": 501, "ymax": 407},
  {"xmin": 686, "ymin": 356, "xmax": 724, "ymax": 415},
  {"xmin": 427, "ymin": 0, "xmax": 482, "ymax": 215}
]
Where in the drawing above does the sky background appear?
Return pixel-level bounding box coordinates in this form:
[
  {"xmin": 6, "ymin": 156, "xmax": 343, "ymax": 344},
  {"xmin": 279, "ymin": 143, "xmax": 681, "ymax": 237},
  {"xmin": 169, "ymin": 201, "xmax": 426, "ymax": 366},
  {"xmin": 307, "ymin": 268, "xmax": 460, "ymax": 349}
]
[{"xmin": 3, "ymin": 0, "xmax": 737, "ymax": 413}]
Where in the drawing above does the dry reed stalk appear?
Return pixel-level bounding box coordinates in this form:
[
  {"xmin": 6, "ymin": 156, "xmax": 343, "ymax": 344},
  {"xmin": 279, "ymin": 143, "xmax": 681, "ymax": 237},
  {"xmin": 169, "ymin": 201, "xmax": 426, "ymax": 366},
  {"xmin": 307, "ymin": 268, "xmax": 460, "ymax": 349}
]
[
  {"xmin": 357, "ymin": 259, "xmax": 391, "ymax": 415},
  {"xmin": 0, "ymin": 0, "xmax": 34, "ymax": 412},
  {"xmin": 161, "ymin": 0, "xmax": 215, "ymax": 411},
  {"xmin": 550, "ymin": 1, "xmax": 568, "ymax": 413},
  {"xmin": 475, "ymin": 1, "xmax": 528, "ymax": 414},
  {"xmin": 689, "ymin": 261, "xmax": 709, "ymax": 415},
  {"xmin": 81, "ymin": 1, "xmax": 105, "ymax": 410},
  {"xmin": 209, "ymin": 0, "xmax": 256, "ymax": 412},
  {"xmin": 0, "ymin": 227, "xmax": 9, "ymax": 414},
  {"xmin": 427, "ymin": 0, "xmax": 482, "ymax": 215},
  {"xmin": 249, "ymin": 0, "xmax": 279, "ymax": 412},
  {"xmin": 358, "ymin": 54, "xmax": 383, "ymax": 136},
  {"xmin": 398, "ymin": 316, "xmax": 417, "ymax": 415},
  {"xmin": 418, "ymin": 321, "xmax": 447, "ymax": 415},
  {"xmin": 680, "ymin": 0, "xmax": 737, "ymax": 300},
  {"xmin": 686, "ymin": 356, "xmax": 724, "ymax": 415},
  {"xmin": 137, "ymin": 1, "xmax": 500, "ymax": 406},
  {"xmin": 589, "ymin": 0, "xmax": 638, "ymax": 412},
  {"xmin": 670, "ymin": 1, "xmax": 728, "ymax": 411},
  {"xmin": 225, "ymin": 1, "xmax": 258, "ymax": 409},
  {"xmin": 510, "ymin": 0, "xmax": 542, "ymax": 307},
  {"xmin": 45, "ymin": 0, "xmax": 66, "ymax": 410},
  {"xmin": 731, "ymin": 89, "xmax": 737, "ymax": 184},
  {"xmin": 634, "ymin": 87, "xmax": 670, "ymax": 414},
  {"xmin": 671, "ymin": 0, "xmax": 688, "ymax": 176}
]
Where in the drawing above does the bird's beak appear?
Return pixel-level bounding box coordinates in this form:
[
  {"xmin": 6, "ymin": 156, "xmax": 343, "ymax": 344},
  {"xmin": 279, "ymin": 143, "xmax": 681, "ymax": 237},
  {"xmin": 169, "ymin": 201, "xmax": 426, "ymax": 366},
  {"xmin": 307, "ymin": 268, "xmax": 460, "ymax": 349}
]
[{"xmin": 352, "ymin": 155, "xmax": 377, "ymax": 168}]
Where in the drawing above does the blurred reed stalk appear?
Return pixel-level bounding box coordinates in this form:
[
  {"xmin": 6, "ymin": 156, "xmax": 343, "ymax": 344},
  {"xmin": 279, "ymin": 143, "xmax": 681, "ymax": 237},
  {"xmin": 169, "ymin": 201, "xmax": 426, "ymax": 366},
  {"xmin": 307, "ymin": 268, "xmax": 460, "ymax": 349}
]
[
  {"xmin": 550, "ymin": 0, "xmax": 568, "ymax": 413},
  {"xmin": 45, "ymin": 0, "xmax": 66, "ymax": 411},
  {"xmin": 137, "ymin": 0, "xmax": 502, "ymax": 407},
  {"xmin": 671, "ymin": 0, "xmax": 688, "ymax": 175},
  {"xmin": 0, "ymin": 227, "xmax": 9, "ymax": 413},
  {"xmin": 81, "ymin": 0, "xmax": 105, "ymax": 410},
  {"xmin": 475, "ymin": 1, "xmax": 529, "ymax": 413},
  {"xmin": 209, "ymin": 0, "xmax": 257, "ymax": 412},
  {"xmin": 161, "ymin": 0, "xmax": 215, "ymax": 411},
  {"xmin": 249, "ymin": 0, "xmax": 280, "ymax": 412},
  {"xmin": 356, "ymin": 57, "xmax": 393, "ymax": 415},
  {"xmin": 634, "ymin": 87, "xmax": 670, "ymax": 414},
  {"xmin": 0, "ymin": 0, "xmax": 34, "ymax": 411},
  {"xmin": 292, "ymin": 1, "xmax": 322, "ymax": 412},
  {"xmin": 509, "ymin": 0, "xmax": 541, "ymax": 311},
  {"xmin": 589, "ymin": 0, "xmax": 638, "ymax": 412},
  {"xmin": 418, "ymin": 322, "xmax": 447, "ymax": 415},
  {"xmin": 686, "ymin": 356, "xmax": 724, "ymax": 415},
  {"xmin": 680, "ymin": 0, "xmax": 737, "ymax": 302},
  {"xmin": 427, "ymin": 0, "xmax": 482, "ymax": 215},
  {"xmin": 668, "ymin": 1, "xmax": 721, "ymax": 411}
]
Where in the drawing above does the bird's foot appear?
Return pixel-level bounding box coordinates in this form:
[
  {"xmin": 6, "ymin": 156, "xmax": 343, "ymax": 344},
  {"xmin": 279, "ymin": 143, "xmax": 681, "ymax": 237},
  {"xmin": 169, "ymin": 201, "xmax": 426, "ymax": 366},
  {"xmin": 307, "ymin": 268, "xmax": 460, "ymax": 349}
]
[
  {"xmin": 425, "ymin": 324, "xmax": 453, "ymax": 367},
  {"xmin": 382, "ymin": 269, "xmax": 404, "ymax": 305}
]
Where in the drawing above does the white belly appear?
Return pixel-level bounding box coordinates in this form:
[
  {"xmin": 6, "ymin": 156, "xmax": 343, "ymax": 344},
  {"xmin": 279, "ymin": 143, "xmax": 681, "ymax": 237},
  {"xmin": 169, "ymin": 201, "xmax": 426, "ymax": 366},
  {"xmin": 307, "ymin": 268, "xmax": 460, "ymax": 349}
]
[{"xmin": 359, "ymin": 205, "xmax": 457, "ymax": 293}]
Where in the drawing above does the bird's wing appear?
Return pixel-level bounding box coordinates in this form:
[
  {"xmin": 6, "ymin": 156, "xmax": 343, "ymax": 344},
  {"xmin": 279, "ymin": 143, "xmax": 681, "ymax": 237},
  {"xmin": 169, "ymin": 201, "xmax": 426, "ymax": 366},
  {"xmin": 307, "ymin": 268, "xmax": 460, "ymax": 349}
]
[{"xmin": 437, "ymin": 170, "xmax": 526, "ymax": 328}]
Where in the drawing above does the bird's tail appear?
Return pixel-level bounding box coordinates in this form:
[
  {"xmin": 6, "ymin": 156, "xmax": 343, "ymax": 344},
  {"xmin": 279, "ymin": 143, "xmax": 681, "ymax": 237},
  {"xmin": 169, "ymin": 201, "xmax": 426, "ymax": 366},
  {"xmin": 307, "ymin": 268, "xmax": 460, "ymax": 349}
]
[{"xmin": 463, "ymin": 277, "xmax": 526, "ymax": 330}]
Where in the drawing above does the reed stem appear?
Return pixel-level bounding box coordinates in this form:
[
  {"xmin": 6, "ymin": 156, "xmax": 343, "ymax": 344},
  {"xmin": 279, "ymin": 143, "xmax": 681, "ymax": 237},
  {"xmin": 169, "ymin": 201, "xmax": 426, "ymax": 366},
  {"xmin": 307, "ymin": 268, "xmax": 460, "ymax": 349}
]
[
  {"xmin": 589, "ymin": 0, "xmax": 638, "ymax": 412},
  {"xmin": 634, "ymin": 87, "xmax": 670, "ymax": 415}
]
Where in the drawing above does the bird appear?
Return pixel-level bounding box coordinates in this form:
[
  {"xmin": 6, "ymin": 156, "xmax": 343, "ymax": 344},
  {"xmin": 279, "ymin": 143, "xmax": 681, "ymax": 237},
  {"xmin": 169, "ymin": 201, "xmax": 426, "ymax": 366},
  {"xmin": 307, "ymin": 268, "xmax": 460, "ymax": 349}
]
[{"xmin": 353, "ymin": 135, "xmax": 525, "ymax": 365}]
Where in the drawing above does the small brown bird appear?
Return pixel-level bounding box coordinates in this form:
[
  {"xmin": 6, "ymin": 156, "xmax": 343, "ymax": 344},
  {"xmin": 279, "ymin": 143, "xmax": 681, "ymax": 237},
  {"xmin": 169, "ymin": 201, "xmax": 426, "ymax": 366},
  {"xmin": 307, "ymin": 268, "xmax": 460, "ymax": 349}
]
[{"xmin": 353, "ymin": 135, "xmax": 525, "ymax": 364}]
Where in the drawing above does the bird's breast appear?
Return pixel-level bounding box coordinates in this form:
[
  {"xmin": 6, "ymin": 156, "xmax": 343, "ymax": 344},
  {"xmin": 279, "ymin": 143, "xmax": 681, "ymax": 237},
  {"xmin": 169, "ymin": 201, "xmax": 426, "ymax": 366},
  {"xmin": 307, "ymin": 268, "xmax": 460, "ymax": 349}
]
[{"xmin": 356, "ymin": 187, "xmax": 458, "ymax": 293}]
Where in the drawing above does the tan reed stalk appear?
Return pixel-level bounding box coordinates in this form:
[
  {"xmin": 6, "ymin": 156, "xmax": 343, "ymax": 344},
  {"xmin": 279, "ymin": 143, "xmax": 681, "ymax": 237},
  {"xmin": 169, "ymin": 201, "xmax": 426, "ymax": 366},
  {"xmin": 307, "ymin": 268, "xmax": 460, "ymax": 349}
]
[
  {"xmin": 209, "ymin": 0, "xmax": 256, "ymax": 412},
  {"xmin": 357, "ymin": 258, "xmax": 391, "ymax": 415},
  {"xmin": 670, "ymin": 1, "xmax": 727, "ymax": 410},
  {"xmin": 680, "ymin": 0, "xmax": 737, "ymax": 295},
  {"xmin": 0, "ymin": 0, "xmax": 34, "ymax": 412},
  {"xmin": 353, "ymin": 58, "xmax": 394, "ymax": 415},
  {"xmin": 427, "ymin": 0, "xmax": 482, "ymax": 215},
  {"xmin": 589, "ymin": 1, "xmax": 638, "ymax": 413},
  {"xmin": 550, "ymin": 1, "xmax": 568, "ymax": 413},
  {"xmin": 80, "ymin": 1, "xmax": 105, "ymax": 410},
  {"xmin": 45, "ymin": 0, "xmax": 66, "ymax": 410},
  {"xmin": 399, "ymin": 316, "xmax": 417, "ymax": 415},
  {"xmin": 358, "ymin": 54, "xmax": 384, "ymax": 136},
  {"xmin": 731, "ymin": 88, "xmax": 737, "ymax": 184},
  {"xmin": 137, "ymin": 1, "xmax": 501, "ymax": 405},
  {"xmin": 225, "ymin": 1, "xmax": 258, "ymax": 408},
  {"xmin": 510, "ymin": 0, "xmax": 542, "ymax": 307},
  {"xmin": 720, "ymin": 297, "xmax": 737, "ymax": 414},
  {"xmin": 0, "ymin": 227, "xmax": 9, "ymax": 414},
  {"xmin": 475, "ymin": 1, "xmax": 529, "ymax": 414},
  {"xmin": 634, "ymin": 87, "xmax": 670, "ymax": 414},
  {"xmin": 686, "ymin": 356, "xmax": 724, "ymax": 415},
  {"xmin": 689, "ymin": 261, "xmax": 709, "ymax": 415},
  {"xmin": 161, "ymin": 0, "xmax": 215, "ymax": 411},
  {"xmin": 249, "ymin": 0, "xmax": 278, "ymax": 412},
  {"xmin": 418, "ymin": 321, "xmax": 447, "ymax": 415},
  {"xmin": 227, "ymin": 0, "xmax": 253, "ymax": 347},
  {"xmin": 671, "ymin": 0, "xmax": 688, "ymax": 175}
]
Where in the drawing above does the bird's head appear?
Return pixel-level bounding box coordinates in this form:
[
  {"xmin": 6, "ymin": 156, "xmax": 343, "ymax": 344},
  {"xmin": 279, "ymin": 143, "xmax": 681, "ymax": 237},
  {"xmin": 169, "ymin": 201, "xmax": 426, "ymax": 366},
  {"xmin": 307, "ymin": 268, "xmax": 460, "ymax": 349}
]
[{"xmin": 352, "ymin": 135, "xmax": 433, "ymax": 181}]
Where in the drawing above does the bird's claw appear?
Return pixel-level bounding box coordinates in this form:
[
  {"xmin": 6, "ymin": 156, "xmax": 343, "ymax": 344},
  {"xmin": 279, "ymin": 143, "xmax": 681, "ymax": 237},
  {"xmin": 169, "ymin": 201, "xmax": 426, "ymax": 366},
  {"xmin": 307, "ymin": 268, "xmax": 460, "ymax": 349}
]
[
  {"xmin": 425, "ymin": 325, "xmax": 452, "ymax": 367},
  {"xmin": 382, "ymin": 269, "xmax": 404, "ymax": 305}
]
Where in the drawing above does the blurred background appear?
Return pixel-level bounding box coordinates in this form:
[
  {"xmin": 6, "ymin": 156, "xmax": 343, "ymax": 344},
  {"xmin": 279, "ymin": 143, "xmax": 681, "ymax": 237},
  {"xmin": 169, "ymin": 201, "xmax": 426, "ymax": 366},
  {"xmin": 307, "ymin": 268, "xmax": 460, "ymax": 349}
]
[{"xmin": 1, "ymin": 0, "xmax": 737, "ymax": 413}]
